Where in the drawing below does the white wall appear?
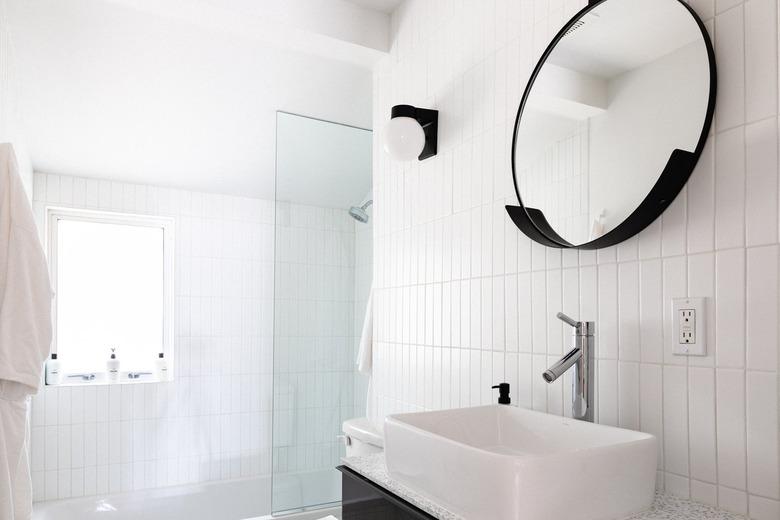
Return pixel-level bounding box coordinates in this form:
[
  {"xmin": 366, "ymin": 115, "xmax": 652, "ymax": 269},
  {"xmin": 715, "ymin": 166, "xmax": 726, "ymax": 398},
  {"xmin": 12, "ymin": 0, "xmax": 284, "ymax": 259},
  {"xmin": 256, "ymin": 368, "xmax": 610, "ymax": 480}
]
[
  {"xmin": 370, "ymin": 1, "xmax": 779, "ymax": 519},
  {"xmin": 0, "ymin": 0, "xmax": 32, "ymax": 196},
  {"xmin": 30, "ymin": 173, "xmax": 275, "ymax": 503}
]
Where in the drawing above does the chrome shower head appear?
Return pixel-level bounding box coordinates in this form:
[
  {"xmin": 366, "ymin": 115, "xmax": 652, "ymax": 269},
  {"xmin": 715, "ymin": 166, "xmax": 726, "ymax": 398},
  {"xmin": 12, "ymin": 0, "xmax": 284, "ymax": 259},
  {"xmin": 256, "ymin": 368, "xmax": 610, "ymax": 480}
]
[{"xmin": 348, "ymin": 199, "xmax": 373, "ymax": 223}]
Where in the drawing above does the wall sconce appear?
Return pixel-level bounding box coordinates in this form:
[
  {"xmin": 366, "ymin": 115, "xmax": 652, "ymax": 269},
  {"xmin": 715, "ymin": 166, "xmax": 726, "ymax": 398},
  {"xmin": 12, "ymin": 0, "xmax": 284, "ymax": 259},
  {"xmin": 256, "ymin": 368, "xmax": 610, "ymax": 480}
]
[{"xmin": 383, "ymin": 104, "xmax": 438, "ymax": 161}]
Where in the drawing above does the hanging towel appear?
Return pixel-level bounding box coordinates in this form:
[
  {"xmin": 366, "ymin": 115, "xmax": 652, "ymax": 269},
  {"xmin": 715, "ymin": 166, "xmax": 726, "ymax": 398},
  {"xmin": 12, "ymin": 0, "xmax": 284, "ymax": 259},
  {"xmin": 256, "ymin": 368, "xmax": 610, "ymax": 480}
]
[
  {"xmin": 356, "ymin": 288, "xmax": 373, "ymax": 375},
  {"xmin": 0, "ymin": 143, "xmax": 53, "ymax": 520}
]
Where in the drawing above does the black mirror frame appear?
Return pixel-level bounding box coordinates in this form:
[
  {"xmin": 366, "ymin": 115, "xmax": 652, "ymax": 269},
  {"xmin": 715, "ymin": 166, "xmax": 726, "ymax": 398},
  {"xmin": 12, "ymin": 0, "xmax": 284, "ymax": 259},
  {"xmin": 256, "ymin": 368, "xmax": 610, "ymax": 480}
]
[{"xmin": 506, "ymin": 0, "xmax": 717, "ymax": 250}]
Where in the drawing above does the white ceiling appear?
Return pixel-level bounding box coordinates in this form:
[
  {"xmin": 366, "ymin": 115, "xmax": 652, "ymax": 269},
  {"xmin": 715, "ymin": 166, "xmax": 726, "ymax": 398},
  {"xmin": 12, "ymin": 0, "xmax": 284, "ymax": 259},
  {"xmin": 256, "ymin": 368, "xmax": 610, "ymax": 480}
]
[
  {"xmin": 5, "ymin": 0, "xmax": 387, "ymax": 200},
  {"xmin": 346, "ymin": 0, "xmax": 403, "ymax": 14},
  {"xmin": 549, "ymin": 0, "xmax": 701, "ymax": 79},
  {"xmin": 276, "ymin": 112, "xmax": 372, "ymax": 209}
]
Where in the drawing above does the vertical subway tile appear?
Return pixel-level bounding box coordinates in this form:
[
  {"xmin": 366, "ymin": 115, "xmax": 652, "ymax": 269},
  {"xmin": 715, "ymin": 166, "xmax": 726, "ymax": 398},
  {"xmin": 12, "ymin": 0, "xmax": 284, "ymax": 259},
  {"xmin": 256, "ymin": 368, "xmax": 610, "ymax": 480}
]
[
  {"xmin": 531, "ymin": 271, "xmax": 547, "ymax": 354},
  {"xmin": 714, "ymin": 5, "xmax": 745, "ymax": 130},
  {"xmin": 638, "ymin": 219, "xmax": 662, "ymax": 260},
  {"xmin": 686, "ymin": 138, "xmax": 715, "ymax": 254},
  {"xmin": 718, "ymin": 486, "xmax": 748, "ymax": 515},
  {"xmin": 579, "ymin": 265, "xmax": 597, "ymax": 323},
  {"xmin": 691, "ymin": 480, "xmax": 718, "ymax": 507},
  {"xmin": 663, "ymin": 366, "xmax": 689, "ymax": 477},
  {"xmin": 745, "ymin": 118, "xmax": 778, "ymax": 246},
  {"xmin": 716, "ymin": 369, "xmax": 747, "ymax": 490},
  {"xmin": 688, "ymin": 367, "xmax": 717, "ymax": 483},
  {"xmin": 746, "ymin": 245, "xmax": 779, "ymax": 370},
  {"xmin": 597, "ymin": 264, "xmax": 618, "ymax": 359},
  {"xmin": 518, "ymin": 272, "xmax": 532, "ymax": 352},
  {"xmin": 597, "ymin": 360, "xmax": 618, "ymax": 427},
  {"xmin": 715, "ymin": 127, "xmax": 746, "ymax": 249},
  {"xmin": 746, "ymin": 371, "xmax": 779, "ymax": 499},
  {"xmin": 748, "ymin": 496, "xmax": 780, "ymax": 520},
  {"xmin": 663, "ymin": 256, "xmax": 688, "ymax": 365},
  {"xmin": 618, "ymin": 262, "xmax": 640, "ymax": 362},
  {"xmin": 715, "ymin": 248, "xmax": 746, "ymax": 368},
  {"xmin": 617, "ymin": 362, "xmax": 639, "ymax": 430},
  {"xmin": 640, "ymin": 259, "xmax": 664, "ymax": 364},
  {"xmin": 687, "ymin": 252, "xmax": 715, "ymax": 367},
  {"xmin": 546, "ymin": 270, "xmax": 563, "ymax": 355},
  {"xmin": 744, "ymin": 0, "xmax": 778, "ymax": 122},
  {"xmin": 661, "ymin": 190, "xmax": 686, "ymax": 257}
]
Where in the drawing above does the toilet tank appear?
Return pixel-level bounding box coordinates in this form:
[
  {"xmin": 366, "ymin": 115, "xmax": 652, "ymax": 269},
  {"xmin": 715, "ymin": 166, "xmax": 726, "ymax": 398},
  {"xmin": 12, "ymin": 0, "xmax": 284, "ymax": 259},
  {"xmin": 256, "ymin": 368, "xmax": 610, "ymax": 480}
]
[{"xmin": 342, "ymin": 417, "xmax": 384, "ymax": 457}]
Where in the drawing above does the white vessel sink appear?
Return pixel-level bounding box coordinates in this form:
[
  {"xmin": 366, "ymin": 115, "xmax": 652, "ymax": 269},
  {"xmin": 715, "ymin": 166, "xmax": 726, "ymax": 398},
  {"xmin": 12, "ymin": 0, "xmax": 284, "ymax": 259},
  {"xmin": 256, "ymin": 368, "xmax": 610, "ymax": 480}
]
[{"xmin": 384, "ymin": 405, "xmax": 656, "ymax": 520}]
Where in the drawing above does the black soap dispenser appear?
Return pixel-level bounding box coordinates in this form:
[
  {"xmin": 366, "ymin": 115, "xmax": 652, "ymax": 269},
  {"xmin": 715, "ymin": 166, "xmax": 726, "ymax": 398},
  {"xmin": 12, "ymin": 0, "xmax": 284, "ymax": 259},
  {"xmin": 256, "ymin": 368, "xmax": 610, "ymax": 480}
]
[{"xmin": 492, "ymin": 383, "xmax": 510, "ymax": 405}]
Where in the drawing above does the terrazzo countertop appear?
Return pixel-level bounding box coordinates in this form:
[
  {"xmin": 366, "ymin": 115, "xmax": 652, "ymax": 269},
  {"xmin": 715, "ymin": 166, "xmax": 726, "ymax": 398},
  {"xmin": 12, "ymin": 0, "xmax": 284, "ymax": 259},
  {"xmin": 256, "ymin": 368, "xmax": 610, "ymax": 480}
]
[{"xmin": 341, "ymin": 454, "xmax": 744, "ymax": 520}]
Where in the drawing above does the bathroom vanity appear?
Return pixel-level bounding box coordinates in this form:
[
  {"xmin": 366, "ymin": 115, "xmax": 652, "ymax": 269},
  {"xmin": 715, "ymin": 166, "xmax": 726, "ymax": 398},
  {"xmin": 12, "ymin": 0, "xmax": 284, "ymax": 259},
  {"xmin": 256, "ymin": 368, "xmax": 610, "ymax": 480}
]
[{"xmin": 339, "ymin": 454, "xmax": 745, "ymax": 520}]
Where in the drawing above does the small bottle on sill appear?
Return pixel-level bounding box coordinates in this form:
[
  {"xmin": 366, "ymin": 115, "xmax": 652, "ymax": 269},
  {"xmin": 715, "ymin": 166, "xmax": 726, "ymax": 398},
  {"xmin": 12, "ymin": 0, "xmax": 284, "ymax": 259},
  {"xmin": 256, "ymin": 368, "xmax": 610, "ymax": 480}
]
[
  {"xmin": 107, "ymin": 347, "xmax": 120, "ymax": 382},
  {"xmin": 45, "ymin": 353, "xmax": 61, "ymax": 385},
  {"xmin": 155, "ymin": 353, "xmax": 168, "ymax": 381}
]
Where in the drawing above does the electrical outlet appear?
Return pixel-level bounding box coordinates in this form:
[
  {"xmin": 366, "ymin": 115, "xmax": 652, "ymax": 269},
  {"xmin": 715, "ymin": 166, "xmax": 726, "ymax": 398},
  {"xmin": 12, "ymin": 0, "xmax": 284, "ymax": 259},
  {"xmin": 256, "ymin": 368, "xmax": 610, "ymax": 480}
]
[
  {"xmin": 672, "ymin": 298, "xmax": 706, "ymax": 356},
  {"xmin": 678, "ymin": 309, "xmax": 695, "ymax": 344}
]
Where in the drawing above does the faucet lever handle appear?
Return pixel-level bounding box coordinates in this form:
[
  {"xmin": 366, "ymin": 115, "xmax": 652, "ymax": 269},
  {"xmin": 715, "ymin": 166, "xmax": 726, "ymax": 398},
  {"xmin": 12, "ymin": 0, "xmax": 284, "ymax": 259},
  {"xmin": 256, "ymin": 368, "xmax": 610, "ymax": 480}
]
[{"xmin": 556, "ymin": 312, "xmax": 580, "ymax": 328}]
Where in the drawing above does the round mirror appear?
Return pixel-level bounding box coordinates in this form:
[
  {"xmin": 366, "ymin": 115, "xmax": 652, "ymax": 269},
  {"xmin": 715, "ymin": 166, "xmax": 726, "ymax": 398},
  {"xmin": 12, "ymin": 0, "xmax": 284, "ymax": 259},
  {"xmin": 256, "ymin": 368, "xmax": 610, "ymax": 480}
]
[{"xmin": 509, "ymin": 0, "xmax": 716, "ymax": 249}]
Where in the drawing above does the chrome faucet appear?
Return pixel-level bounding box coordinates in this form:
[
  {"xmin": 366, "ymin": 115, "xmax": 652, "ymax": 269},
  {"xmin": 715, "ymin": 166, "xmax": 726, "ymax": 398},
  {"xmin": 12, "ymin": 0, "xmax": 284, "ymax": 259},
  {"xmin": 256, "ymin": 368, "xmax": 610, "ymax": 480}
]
[{"xmin": 543, "ymin": 312, "xmax": 595, "ymax": 422}]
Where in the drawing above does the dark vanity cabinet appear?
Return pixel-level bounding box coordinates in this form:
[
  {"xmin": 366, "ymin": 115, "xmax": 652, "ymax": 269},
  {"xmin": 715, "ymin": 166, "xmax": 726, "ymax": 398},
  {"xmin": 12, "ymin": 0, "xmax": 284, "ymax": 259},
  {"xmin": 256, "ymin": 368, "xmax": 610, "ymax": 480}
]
[{"xmin": 338, "ymin": 466, "xmax": 436, "ymax": 520}]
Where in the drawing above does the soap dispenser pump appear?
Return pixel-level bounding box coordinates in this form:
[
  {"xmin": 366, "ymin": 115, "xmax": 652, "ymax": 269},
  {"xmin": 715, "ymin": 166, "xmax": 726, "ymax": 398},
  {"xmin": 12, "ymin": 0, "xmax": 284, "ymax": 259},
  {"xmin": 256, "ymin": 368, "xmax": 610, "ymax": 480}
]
[{"xmin": 492, "ymin": 383, "xmax": 511, "ymax": 405}]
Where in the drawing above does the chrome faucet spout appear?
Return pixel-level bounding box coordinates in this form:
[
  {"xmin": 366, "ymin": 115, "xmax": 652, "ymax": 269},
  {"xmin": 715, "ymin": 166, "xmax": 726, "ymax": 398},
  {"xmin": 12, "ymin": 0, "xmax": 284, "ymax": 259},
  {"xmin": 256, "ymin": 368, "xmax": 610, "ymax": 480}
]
[
  {"xmin": 543, "ymin": 346, "xmax": 582, "ymax": 383},
  {"xmin": 543, "ymin": 312, "xmax": 595, "ymax": 422}
]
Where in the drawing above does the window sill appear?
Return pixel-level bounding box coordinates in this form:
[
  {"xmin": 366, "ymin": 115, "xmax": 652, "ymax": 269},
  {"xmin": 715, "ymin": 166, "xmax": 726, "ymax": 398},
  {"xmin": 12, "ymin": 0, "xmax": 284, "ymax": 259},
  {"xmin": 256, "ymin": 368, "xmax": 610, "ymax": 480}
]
[{"xmin": 45, "ymin": 371, "xmax": 172, "ymax": 387}]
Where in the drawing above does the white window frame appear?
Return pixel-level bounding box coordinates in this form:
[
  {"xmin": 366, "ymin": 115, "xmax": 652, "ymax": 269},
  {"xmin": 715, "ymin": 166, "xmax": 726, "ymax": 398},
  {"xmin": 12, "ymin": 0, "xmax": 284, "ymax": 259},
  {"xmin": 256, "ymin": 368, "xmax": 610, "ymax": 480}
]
[{"xmin": 46, "ymin": 206, "xmax": 175, "ymax": 385}]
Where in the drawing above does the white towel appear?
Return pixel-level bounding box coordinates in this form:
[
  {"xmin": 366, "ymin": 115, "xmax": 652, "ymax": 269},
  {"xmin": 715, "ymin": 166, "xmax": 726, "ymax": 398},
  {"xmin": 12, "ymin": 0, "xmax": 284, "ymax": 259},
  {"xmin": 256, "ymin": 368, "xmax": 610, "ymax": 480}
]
[
  {"xmin": 356, "ymin": 289, "xmax": 373, "ymax": 375},
  {"xmin": 0, "ymin": 143, "xmax": 53, "ymax": 520}
]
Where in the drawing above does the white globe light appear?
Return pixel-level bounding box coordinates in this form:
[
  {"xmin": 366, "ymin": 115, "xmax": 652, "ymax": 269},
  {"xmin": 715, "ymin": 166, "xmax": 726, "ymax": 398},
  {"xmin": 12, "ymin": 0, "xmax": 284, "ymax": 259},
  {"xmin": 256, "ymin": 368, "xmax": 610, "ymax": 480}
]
[{"xmin": 383, "ymin": 116, "xmax": 425, "ymax": 161}]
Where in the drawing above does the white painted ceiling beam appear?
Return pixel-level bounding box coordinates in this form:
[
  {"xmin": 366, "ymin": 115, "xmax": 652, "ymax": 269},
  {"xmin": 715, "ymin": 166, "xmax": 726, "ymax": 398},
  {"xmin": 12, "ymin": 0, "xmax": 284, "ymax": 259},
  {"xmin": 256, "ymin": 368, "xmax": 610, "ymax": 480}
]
[
  {"xmin": 527, "ymin": 64, "xmax": 608, "ymax": 120},
  {"xmin": 104, "ymin": 0, "xmax": 390, "ymax": 68}
]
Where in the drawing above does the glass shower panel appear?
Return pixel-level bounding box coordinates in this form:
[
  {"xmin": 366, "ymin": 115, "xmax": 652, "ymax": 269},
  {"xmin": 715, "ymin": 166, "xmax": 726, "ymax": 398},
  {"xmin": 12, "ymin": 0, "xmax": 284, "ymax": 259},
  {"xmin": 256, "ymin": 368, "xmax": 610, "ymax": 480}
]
[{"xmin": 272, "ymin": 112, "xmax": 372, "ymax": 515}]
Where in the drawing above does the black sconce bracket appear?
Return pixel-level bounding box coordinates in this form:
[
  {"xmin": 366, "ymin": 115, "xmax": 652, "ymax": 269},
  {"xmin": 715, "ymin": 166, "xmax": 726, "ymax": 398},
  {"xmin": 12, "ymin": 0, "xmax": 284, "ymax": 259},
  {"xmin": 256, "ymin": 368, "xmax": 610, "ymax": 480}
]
[{"xmin": 391, "ymin": 104, "xmax": 439, "ymax": 161}]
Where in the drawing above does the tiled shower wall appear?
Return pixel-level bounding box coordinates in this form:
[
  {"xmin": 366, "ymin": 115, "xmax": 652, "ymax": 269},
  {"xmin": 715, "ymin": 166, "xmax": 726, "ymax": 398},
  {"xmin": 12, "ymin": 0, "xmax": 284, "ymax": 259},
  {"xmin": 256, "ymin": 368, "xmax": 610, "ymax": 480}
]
[
  {"xmin": 0, "ymin": 0, "xmax": 32, "ymax": 194},
  {"xmin": 354, "ymin": 204, "xmax": 373, "ymax": 414},
  {"xmin": 30, "ymin": 173, "xmax": 275, "ymax": 502},
  {"xmin": 272, "ymin": 202, "xmax": 359, "ymax": 475},
  {"xmin": 370, "ymin": 1, "xmax": 779, "ymax": 519}
]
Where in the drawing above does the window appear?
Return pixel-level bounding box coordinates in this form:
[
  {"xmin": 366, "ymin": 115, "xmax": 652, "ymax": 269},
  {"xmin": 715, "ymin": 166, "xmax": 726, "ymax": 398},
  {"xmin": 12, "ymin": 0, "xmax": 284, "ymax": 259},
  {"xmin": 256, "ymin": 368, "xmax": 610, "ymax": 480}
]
[{"xmin": 47, "ymin": 208, "xmax": 174, "ymax": 384}]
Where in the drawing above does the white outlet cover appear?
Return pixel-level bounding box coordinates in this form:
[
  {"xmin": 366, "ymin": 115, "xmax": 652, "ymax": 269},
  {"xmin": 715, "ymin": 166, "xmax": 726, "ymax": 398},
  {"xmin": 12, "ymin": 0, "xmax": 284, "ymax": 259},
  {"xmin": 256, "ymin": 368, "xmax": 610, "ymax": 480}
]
[{"xmin": 671, "ymin": 297, "xmax": 706, "ymax": 356}]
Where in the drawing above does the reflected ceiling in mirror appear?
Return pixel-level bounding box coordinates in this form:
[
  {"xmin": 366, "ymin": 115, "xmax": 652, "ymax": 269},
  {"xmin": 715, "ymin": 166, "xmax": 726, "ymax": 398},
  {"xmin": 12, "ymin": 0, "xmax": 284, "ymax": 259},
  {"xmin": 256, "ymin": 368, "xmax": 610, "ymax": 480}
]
[{"xmin": 511, "ymin": 0, "xmax": 715, "ymax": 248}]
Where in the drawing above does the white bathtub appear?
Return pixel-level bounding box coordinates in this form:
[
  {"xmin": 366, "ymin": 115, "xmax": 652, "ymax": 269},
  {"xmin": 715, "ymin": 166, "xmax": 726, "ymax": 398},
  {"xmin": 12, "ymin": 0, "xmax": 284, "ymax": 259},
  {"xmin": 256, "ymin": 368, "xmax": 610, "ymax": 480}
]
[{"xmin": 33, "ymin": 476, "xmax": 341, "ymax": 520}]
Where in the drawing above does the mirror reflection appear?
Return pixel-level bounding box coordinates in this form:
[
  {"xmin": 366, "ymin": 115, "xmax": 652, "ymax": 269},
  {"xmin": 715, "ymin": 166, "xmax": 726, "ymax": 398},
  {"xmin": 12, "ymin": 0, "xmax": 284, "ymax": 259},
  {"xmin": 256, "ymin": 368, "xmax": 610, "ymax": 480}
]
[{"xmin": 514, "ymin": 0, "xmax": 711, "ymax": 245}]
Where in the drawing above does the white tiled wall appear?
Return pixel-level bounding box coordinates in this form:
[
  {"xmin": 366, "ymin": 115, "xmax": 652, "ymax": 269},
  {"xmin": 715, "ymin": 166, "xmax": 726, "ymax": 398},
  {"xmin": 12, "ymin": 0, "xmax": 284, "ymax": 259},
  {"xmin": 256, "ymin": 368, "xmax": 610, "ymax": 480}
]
[
  {"xmin": 370, "ymin": 0, "xmax": 779, "ymax": 518},
  {"xmin": 31, "ymin": 173, "xmax": 275, "ymax": 502}
]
